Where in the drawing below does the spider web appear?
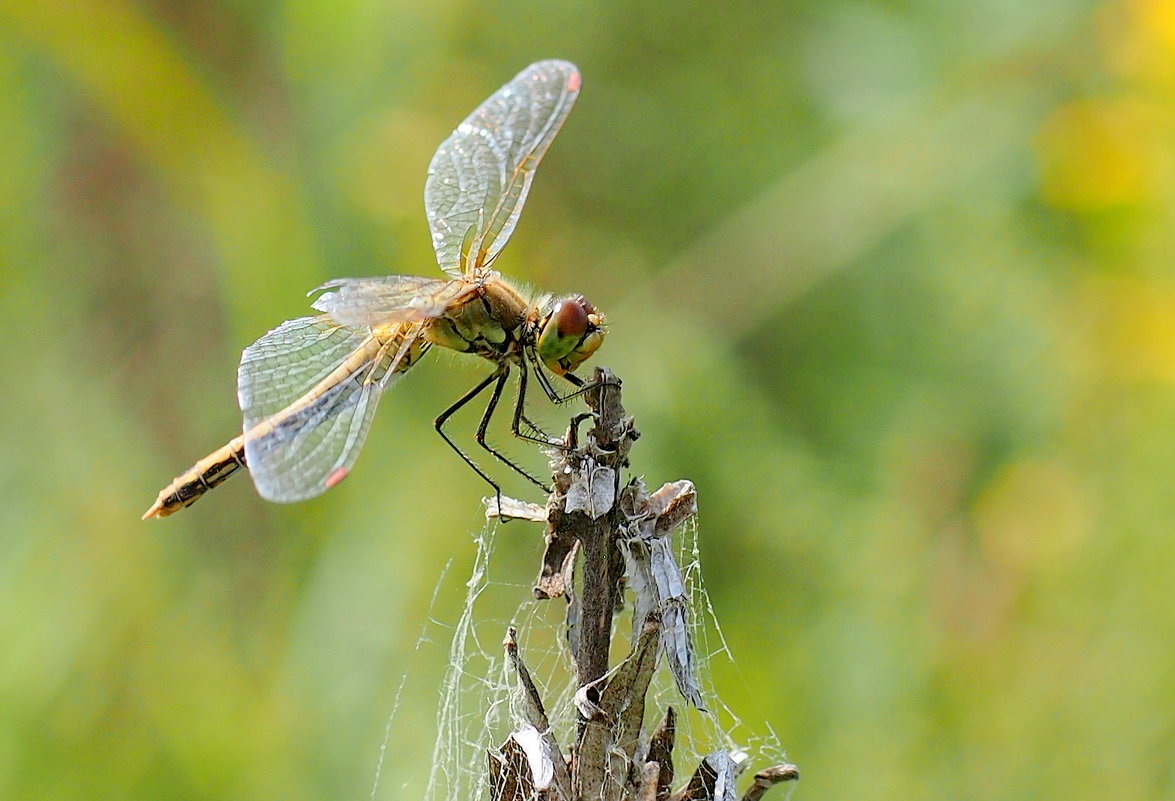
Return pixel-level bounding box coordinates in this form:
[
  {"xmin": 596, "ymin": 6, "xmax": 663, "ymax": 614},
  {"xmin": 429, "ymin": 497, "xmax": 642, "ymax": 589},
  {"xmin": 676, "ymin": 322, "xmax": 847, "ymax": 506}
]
[{"xmin": 369, "ymin": 512, "xmax": 792, "ymax": 800}]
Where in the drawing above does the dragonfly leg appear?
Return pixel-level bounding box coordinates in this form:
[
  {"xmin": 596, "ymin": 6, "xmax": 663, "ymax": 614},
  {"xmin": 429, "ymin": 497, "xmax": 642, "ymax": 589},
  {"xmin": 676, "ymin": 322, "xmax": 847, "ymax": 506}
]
[
  {"xmin": 530, "ymin": 356, "xmax": 567, "ymax": 402},
  {"xmin": 525, "ymin": 354, "xmax": 622, "ymax": 452},
  {"xmin": 510, "ymin": 356, "xmax": 562, "ymax": 447},
  {"xmin": 559, "ymin": 370, "xmax": 622, "ymax": 403},
  {"xmin": 435, "ymin": 369, "xmax": 504, "ymax": 503},
  {"xmin": 529, "ymin": 353, "xmax": 619, "ymax": 405},
  {"xmin": 434, "ymin": 367, "xmax": 550, "ymax": 509},
  {"xmin": 565, "ymin": 412, "xmax": 595, "ymax": 449},
  {"xmin": 474, "ymin": 368, "xmax": 550, "ymax": 492}
]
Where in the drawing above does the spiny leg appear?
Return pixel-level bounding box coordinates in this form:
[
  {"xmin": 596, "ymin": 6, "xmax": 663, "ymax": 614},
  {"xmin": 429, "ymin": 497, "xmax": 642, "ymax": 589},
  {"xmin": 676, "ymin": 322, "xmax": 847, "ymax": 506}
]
[
  {"xmin": 434, "ymin": 367, "xmax": 550, "ymax": 509},
  {"xmin": 473, "ymin": 367, "xmax": 550, "ymax": 491},
  {"xmin": 523, "ymin": 355, "xmax": 622, "ymax": 451},
  {"xmin": 510, "ymin": 356, "xmax": 562, "ymax": 447},
  {"xmin": 531, "ymin": 355, "xmax": 568, "ymax": 402},
  {"xmin": 530, "ymin": 354, "xmax": 617, "ymax": 405},
  {"xmin": 434, "ymin": 370, "xmax": 505, "ymax": 502}
]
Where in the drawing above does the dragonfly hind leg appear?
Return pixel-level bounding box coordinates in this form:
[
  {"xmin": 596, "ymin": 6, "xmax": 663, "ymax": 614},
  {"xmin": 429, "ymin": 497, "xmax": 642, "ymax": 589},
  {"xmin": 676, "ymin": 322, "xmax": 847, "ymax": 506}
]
[
  {"xmin": 433, "ymin": 367, "xmax": 550, "ymax": 509},
  {"xmin": 473, "ymin": 369, "xmax": 550, "ymax": 491}
]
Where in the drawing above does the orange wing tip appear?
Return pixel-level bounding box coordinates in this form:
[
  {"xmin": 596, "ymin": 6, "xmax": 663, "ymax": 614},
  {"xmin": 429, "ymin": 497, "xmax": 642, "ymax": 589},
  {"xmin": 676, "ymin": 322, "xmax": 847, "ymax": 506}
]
[{"xmin": 325, "ymin": 467, "xmax": 349, "ymax": 489}]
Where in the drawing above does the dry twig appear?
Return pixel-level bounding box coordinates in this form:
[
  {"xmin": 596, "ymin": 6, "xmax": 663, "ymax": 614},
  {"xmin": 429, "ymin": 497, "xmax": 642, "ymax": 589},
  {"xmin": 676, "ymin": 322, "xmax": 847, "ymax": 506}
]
[{"xmin": 484, "ymin": 368, "xmax": 797, "ymax": 800}]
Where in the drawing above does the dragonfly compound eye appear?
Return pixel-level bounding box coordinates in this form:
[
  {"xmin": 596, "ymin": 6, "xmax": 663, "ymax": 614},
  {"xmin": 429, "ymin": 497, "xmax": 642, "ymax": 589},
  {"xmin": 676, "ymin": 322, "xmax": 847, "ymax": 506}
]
[{"xmin": 537, "ymin": 296, "xmax": 605, "ymax": 375}]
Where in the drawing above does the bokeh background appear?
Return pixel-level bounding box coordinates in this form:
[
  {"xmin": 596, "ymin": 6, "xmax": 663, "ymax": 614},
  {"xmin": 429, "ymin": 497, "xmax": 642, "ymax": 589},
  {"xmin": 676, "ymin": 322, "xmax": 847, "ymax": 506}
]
[{"xmin": 3, "ymin": 0, "xmax": 1175, "ymax": 799}]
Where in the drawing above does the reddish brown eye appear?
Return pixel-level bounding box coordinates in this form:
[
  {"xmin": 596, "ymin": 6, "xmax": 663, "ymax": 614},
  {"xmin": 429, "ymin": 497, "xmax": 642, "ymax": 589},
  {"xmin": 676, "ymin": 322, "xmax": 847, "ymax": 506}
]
[
  {"xmin": 556, "ymin": 298, "xmax": 589, "ymax": 339},
  {"xmin": 538, "ymin": 296, "xmax": 601, "ymax": 372}
]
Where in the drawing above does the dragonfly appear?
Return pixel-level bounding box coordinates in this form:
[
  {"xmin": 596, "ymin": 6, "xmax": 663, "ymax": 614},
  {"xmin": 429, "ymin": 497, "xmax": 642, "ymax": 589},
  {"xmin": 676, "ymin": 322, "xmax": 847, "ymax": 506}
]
[{"xmin": 143, "ymin": 60, "xmax": 605, "ymax": 519}]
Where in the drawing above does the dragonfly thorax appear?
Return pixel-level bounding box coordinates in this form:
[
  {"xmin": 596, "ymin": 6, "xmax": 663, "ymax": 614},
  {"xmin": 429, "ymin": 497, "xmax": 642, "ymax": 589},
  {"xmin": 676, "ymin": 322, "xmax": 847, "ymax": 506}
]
[{"xmin": 422, "ymin": 274, "xmax": 532, "ymax": 361}]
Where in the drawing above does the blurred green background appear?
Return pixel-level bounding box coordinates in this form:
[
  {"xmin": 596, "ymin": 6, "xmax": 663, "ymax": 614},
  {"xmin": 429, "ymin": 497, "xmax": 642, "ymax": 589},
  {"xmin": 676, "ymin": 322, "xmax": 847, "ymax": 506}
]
[{"xmin": 3, "ymin": 0, "xmax": 1175, "ymax": 799}]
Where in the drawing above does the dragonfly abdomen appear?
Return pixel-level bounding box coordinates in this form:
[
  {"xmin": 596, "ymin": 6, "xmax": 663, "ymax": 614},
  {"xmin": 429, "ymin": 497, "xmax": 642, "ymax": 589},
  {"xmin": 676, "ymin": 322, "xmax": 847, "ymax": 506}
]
[{"xmin": 142, "ymin": 436, "xmax": 247, "ymax": 519}]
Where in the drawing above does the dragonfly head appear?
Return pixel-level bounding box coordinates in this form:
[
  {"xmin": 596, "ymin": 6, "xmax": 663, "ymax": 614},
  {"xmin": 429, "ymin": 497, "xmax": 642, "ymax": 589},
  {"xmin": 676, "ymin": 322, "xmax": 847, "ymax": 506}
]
[{"xmin": 536, "ymin": 295, "xmax": 605, "ymax": 377}]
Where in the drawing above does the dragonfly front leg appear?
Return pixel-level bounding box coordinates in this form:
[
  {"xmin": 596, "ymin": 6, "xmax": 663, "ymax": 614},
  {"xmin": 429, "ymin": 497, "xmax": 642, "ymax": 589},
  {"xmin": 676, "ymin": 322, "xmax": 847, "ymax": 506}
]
[
  {"xmin": 524, "ymin": 355, "xmax": 621, "ymax": 451},
  {"xmin": 530, "ymin": 354, "xmax": 617, "ymax": 405},
  {"xmin": 510, "ymin": 356, "xmax": 563, "ymax": 447}
]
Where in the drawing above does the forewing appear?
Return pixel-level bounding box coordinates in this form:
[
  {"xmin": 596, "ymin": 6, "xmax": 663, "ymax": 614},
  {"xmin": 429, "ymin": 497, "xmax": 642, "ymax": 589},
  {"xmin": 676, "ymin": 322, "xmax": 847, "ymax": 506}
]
[
  {"xmin": 238, "ymin": 317, "xmax": 423, "ymax": 502},
  {"xmin": 311, "ymin": 274, "xmax": 463, "ymax": 328},
  {"xmin": 425, "ymin": 60, "xmax": 580, "ymax": 278}
]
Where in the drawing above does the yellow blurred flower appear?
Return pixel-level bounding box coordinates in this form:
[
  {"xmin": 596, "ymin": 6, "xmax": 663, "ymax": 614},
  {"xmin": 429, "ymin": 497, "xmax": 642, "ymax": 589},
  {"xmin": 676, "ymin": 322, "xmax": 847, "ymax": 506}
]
[
  {"xmin": 1100, "ymin": 0, "xmax": 1175, "ymax": 86},
  {"xmin": 1035, "ymin": 97, "xmax": 1166, "ymax": 210}
]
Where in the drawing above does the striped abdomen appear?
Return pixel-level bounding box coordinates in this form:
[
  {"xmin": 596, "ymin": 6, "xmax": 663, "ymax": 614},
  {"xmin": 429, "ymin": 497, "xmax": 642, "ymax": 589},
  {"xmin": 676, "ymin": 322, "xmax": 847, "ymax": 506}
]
[{"xmin": 142, "ymin": 437, "xmax": 247, "ymax": 519}]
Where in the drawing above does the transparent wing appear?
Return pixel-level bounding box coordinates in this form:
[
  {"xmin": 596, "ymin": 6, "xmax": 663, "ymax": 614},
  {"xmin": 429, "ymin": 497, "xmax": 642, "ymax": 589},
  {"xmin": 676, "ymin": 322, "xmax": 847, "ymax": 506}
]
[
  {"xmin": 237, "ymin": 316, "xmax": 426, "ymax": 502},
  {"xmin": 425, "ymin": 59, "xmax": 580, "ymax": 278},
  {"xmin": 310, "ymin": 274, "xmax": 466, "ymax": 328}
]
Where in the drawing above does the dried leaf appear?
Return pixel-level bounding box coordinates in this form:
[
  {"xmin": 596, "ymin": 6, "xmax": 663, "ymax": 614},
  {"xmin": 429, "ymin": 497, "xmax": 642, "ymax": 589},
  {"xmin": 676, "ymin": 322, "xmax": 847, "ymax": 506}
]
[
  {"xmin": 647, "ymin": 707, "xmax": 676, "ymax": 799},
  {"xmin": 485, "ymin": 495, "xmax": 548, "ymax": 522},
  {"xmin": 565, "ymin": 462, "xmax": 616, "ymax": 520},
  {"xmin": 622, "ymin": 512, "xmax": 704, "ymax": 709},
  {"xmin": 535, "ymin": 531, "xmax": 578, "ymax": 600},
  {"xmin": 490, "ymin": 738, "xmax": 532, "ymax": 801},
  {"xmin": 739, "ymin": 764, "xmax": 800, "ymax": 801},
  {"xmin": 510, "ymin": 726, "xmax": 555, "ymax": 791},
  {"xmin": 504, "ymin": 629, "xmax": 573, "ymax": 798},
  {"xmin": 672, "ymin": 752, "xmax": 739, "ymax": 801}
]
